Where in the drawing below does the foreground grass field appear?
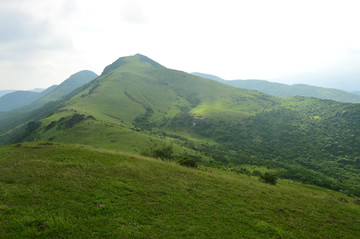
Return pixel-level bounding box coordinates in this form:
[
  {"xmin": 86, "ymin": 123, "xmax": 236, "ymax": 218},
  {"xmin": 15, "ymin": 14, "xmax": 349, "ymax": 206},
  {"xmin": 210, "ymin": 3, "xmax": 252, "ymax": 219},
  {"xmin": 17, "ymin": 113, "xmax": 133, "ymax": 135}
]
[{"xmin": 0, "ymin": 143, "xmax": 359, "ymax": 238}]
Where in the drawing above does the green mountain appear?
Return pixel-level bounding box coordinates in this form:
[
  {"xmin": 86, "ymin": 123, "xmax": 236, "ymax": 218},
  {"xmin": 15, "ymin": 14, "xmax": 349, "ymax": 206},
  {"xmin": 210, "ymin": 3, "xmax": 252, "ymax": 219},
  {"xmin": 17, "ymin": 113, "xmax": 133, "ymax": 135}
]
[
  {"xmin": 2, "ymin": 54, "xmax": 360, "ymax": 196},
  {"xmin": 22, "ymin": 70, "xmax": 98, "ymax": 112},
  {"xmin": 192, "ymin": 72, "xmax": 360, "ymax": 103},
  {"xmin": 0, "ymin": 70, "xmax": 98, "ymax": 144},
  {"xmin": 1, "ymin": 142, "xmax": 359, "ymax": 238},
  {"xmin": 37, "ymin": 70, "xmax": 98, "ymax": 104}
]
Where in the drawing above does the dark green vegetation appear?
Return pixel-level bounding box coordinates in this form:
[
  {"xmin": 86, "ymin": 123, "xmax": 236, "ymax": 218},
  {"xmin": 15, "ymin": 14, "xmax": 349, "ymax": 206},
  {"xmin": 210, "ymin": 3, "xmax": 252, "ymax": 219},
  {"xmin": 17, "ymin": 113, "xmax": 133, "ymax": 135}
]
[
  {"xmin": 193, "ymin": 72, "xmax": 360, "ymax": 103},
  {"xmin": 1, "ymin": 54, "xmax": 360, "ymax": 197},
  {"xmin": 259, "ymin": 172, "xmax": 278, "ymax": 185},
  {"xmin": 177, "ymin": 156, "xmax": 197, "ymax": 168},
  {"xmin": 0, "ymin": 143, "xmax": 359, "ymax": 238}
]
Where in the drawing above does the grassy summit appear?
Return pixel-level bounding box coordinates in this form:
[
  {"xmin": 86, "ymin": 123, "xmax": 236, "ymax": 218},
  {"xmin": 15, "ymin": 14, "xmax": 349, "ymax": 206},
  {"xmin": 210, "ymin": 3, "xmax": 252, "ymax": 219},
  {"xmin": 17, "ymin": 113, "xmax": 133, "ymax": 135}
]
[{"xmin": 0, "ymin": 143, "xmax": 359, "ymax": 238}]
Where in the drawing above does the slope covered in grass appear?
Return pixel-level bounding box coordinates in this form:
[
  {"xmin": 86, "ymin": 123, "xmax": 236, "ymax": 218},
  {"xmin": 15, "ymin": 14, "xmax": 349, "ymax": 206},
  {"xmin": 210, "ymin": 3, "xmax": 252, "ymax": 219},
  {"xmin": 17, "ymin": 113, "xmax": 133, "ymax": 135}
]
[{"xmin": 0, "ymin": 143, "xmax": 359, "ymax": 238}]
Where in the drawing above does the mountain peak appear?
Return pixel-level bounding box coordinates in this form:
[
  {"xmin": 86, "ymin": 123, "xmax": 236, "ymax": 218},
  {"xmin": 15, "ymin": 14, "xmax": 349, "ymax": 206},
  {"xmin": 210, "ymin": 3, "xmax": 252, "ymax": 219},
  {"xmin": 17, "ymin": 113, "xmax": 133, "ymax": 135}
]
[{"xmin": 101, "ymin": 54, "xmax": 164, "ymax": 76}]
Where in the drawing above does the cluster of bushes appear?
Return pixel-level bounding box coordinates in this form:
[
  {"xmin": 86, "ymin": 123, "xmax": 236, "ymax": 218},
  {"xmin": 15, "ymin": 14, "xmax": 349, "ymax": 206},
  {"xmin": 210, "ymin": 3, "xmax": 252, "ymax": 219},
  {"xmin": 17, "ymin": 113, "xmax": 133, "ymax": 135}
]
[{"xmin": 141, "ymin": 141, "xmax": 197, "ymax": 168}]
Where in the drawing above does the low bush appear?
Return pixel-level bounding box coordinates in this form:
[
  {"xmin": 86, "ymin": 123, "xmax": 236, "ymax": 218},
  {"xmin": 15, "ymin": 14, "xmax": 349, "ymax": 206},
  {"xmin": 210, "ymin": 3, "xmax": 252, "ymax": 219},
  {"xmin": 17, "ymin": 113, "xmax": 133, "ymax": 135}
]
[
  {"xmin": 177, "ymin": 156, "xmax": 197, "ymax": 168},
  {"xmin": 259, "ymin": 172, "xmax": 278, "ymax": 185}
]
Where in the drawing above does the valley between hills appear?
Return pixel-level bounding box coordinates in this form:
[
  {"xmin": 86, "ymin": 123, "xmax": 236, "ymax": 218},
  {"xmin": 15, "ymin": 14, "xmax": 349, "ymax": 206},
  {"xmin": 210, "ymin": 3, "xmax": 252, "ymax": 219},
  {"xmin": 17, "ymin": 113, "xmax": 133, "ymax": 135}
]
[{"xmin": 0, "ymin": 54, "xmax": 359, "ymax": 238}]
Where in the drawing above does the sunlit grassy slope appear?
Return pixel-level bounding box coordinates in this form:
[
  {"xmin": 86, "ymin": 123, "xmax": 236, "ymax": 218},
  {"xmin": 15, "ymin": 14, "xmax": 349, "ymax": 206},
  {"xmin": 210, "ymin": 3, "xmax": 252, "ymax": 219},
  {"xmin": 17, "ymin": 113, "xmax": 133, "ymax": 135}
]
[
  {"xmin": 58, "ymin": 54, "xmax": 277, "ymax": 122},
  {"xmin": 0, "ymin": 143, "xmax": 359, "ymax": 238}
]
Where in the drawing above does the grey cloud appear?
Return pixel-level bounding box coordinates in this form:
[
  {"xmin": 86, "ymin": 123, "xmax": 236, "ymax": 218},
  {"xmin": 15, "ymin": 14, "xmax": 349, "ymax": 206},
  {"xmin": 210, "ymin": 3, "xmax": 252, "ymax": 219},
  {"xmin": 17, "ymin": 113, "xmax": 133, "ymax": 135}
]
[
  {"xmin": 0, "ymin": 9, "xmax": 72, "ymax": 60},
  {"xmin": 0, "ymin": 10, "xmax": 35, "ymax": 42}
]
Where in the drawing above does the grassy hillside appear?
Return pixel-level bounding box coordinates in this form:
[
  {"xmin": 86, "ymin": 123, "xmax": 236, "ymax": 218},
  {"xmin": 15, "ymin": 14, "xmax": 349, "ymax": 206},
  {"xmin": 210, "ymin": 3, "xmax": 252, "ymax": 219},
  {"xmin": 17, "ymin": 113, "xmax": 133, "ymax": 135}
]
[
  {"xmin": 0, "ymin": 143, "xmax": 359, "ymax": 238},
  {"xmin": 0, "ymin": 70, "xmax": 98, "ymax": 144},
  {"xmin": 4, "ymin": 54, "xmax": 360, "ymax": 196},
  {"xmin": 193, "ymin": 73, "xmax": 360, "ymax": 103}
]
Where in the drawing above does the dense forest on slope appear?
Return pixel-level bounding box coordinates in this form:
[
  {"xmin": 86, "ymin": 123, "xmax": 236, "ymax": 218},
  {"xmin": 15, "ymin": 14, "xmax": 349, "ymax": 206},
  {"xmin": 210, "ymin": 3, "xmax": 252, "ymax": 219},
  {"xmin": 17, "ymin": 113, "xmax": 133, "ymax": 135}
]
[{"xmin": 1, "ymin": 54, "xmax": 360, "ymax": 195}]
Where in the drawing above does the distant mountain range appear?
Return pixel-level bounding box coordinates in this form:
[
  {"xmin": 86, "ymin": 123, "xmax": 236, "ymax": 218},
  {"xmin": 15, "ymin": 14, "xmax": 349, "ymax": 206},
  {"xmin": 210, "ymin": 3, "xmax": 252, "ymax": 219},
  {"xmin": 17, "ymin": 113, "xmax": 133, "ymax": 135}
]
[
  {"xmin": 0, "ymin": 88, "xmax": 44, "ymax": 98},
  {"xmin": 192, "ymin": 72, "xmax": 360, "ymax": 103},
  {"xmin": 0, "ymin": 86, "xmax": 57, "ymax": 112},
  {"xmin": 0, "ymin": 70, "xmax": 98, "ymax": 112},
  {"xmin": 272, "ymin": 71, "xmax": 360, "ymax": 92}
]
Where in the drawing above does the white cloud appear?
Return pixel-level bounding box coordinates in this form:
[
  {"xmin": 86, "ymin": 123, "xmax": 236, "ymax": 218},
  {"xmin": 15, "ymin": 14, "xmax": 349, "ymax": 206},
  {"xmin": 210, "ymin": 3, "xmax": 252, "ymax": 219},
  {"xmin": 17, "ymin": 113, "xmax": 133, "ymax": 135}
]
[{"xmin": 120, "ymin": 0, "xmax": 148, "ymax": 24}]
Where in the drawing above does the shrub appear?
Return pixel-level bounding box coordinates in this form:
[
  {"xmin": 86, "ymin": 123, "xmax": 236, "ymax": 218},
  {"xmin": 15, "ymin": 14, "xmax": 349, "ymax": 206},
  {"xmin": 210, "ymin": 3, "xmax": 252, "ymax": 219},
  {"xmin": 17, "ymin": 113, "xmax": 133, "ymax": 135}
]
[
  {"xmin": 177, "ymin": 157, "xmax": 197, "ymax": 168},
  {"xmin": 152, "ymin": 144, "xmax": 174, "ymax": 160},
  {"xmin": 259, "ymin": 172, "xmax": 278, "ymax": 185}
]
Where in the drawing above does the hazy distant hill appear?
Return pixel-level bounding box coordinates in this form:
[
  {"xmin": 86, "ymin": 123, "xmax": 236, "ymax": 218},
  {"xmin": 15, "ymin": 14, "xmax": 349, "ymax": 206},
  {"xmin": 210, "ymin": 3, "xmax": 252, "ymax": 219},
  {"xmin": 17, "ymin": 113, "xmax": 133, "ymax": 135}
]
[
  {"xmin": 191, "ymin": 72, "xmax": 227, "ymax": 83},
  {"xmin": 31, "ymin": 88, "xmax": 45, "ymax": 93},
  {"xmin": 0, "ymin": 90, "xmax": 15, "ymax": 97},
  {"xmin": 0, "ymin": 91, "xmax": 39, "ymax": 111},
  {"xmin": 37, "ymin": 70, "xmax": 98, "ymax": 103},
  {"xmin": 0, "ymin": 86, "xmax": 57, "ymax": 112},
  {"xmin": 192, "ymin": 72, "xmax": 360, "ymax": 103},
  {"xmin": 2, "ymin": 54, "xmax": 358, "ymax": 195},
  {"xmin": 0, "ymin": 70, "xmax": 98, "ymax": 113}
]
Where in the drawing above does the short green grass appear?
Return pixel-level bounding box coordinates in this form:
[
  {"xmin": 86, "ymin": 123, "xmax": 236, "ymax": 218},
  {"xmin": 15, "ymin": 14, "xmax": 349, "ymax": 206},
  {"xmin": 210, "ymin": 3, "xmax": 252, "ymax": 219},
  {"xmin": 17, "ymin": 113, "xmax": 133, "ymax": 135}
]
[{"xmin": 0, "ymin": 143, "xmax": 359, "ymax": 238}]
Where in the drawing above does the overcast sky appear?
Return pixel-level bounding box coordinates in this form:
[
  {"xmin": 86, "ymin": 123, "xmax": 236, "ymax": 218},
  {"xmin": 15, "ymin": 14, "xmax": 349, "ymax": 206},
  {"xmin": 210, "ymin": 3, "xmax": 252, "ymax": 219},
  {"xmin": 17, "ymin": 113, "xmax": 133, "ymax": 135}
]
[{"xmin": 1, "ymin": 0, "xmax": 360, "ymax": 91}]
